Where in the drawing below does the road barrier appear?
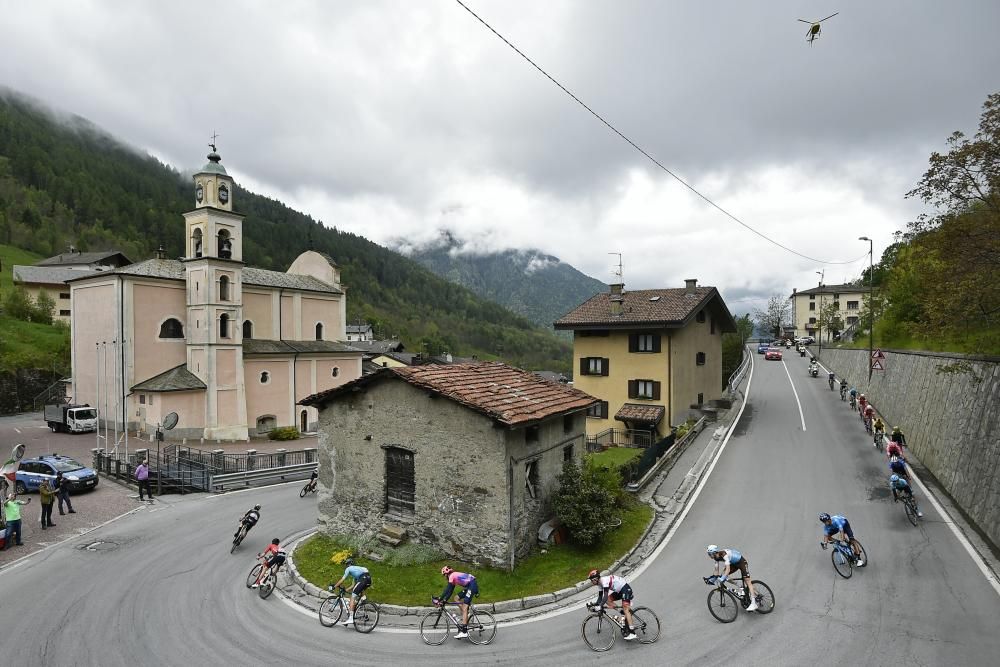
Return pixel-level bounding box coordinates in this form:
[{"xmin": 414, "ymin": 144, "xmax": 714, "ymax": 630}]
[{"xmin": 208, "ymin": 462, "xmax": 318, "ymax": 492}]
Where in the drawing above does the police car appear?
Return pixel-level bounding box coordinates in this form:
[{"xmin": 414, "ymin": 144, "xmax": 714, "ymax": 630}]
[{"xmin": 14, "ymin": 454, "xmax": 99, "ymax": 495}]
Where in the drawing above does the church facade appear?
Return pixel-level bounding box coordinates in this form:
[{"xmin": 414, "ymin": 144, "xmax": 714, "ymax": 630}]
[{"xmin": 68, "ymin": 149, "xmax": 362, "ymax": 441}]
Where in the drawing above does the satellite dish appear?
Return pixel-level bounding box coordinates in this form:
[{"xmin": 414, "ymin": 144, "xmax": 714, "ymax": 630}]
[{"xmin": 162, "ymin": 412, "xmax": 179, "ymax": 431}]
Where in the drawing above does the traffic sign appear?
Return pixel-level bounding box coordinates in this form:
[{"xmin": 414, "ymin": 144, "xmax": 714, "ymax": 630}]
[
  {"xmin": 871, "ymin": 358, "xmax": 885, "ymax": 371},
  {"xmin": 872, "ymin": 348, "xmax": 885, "ymax": 359}
]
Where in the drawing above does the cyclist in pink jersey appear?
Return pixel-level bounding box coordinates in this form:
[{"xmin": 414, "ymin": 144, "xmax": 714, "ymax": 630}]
[{"xmin": 435, "ymin": 566, "xmax": 478, "ymax": 639}]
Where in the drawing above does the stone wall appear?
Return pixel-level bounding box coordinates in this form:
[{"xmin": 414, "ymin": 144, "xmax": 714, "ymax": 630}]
[{"xmin": 816, "ymin": 347, "xmax": 1000, "ymax": 547}]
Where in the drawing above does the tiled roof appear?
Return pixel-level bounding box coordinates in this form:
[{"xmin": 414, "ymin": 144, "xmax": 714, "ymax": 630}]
[
  {"xmin": 346, "ymin": 324, "xmax": 372, "ymax": 334},
  {"xmin": 555, "ymin": 287, "xmax": 736, "ymax": 331},
  {"xmin": 131, "ymin": 365, "xmax": 206, "ymax": 392},
  {"xmin": 13, "ymin": 265, "xmax": 101, "ymax": 285},
  {"xmin": 361, "ymin": 359, "xmax": 384, "ymax": 376},
  {"xmin": 793, "ymin": 283, "xmax": 870, "ymax": 297},
  {"xmin": 243, "ymin": 339, "xmax": 362, "ymax": 355},
  {"xmin": 63, "ymin": 258, "xmax": 343, "ymax": 293},
  {"xmin": 303, "ymin": 361, "xmax": 598, "ymax": 427},
  {"xmin": 36, "ymin": 251, "xmax": 132, "ymax": 267},
  {"xmin": 615, "ymin": 403, "xmax": 665, "ymax": 424},
  {"xmin": 348, "ymin": 340, "xmax": 405, "ymax": 355}
]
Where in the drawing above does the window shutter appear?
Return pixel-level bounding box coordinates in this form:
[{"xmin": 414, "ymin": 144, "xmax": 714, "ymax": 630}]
[
  {"xmin": 628, "ymin": 380, "xmax": 638, "ymax": 399},
  {"xmin": 601, "ymin": 358, "xmax": 610, "ymax": 376},
  {"xmin": 652, "ymin": 335, "xmax": 661, "ymax": 353},
  {"xmin": 628, "ymin": 334, "xmax": 638, "ymax": 352},
  {"xmin": 652, "ymin": 382, "xmax": 661, "ymax": 400},
  {"xmin": 580, "ymin": 357, "xmax": 588, "ymax": 375},
  {"xmin": 601, "ymin": 401, "xmax": 609, "ymax": 418}
]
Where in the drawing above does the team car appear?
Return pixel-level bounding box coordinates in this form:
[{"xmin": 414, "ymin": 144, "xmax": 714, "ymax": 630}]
[{"xmin": 764, "ymin": 349, "xmax": 783, "ymax": 361}]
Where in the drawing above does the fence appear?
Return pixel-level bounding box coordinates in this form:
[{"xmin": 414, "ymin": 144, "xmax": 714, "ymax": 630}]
[{"xmin": 586, "ymin": 428, "xmax": 656, "ymax": 452}]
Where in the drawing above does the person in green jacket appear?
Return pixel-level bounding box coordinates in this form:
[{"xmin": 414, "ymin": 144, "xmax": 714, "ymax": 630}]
[
  {"xmin": 3, "ymin": 494, "xmax": 30, "ymax": 549},
  {"xmin": 39, "ymin": 480, "xmax": 56, "ymax": 529}
]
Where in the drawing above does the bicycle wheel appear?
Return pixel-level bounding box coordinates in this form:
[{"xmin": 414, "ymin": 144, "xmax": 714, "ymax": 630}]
[
  {"xmin": 852, "ymin": 539, "xmax": 868, "ymax": 568},
  {"xmin": 246, "ymin": 563, "xmax": 262, "ymax": 588},
  {"xmin": 319, "ymin": 596, "xmax": 345, "ymax": 627},
  {"xmin": 581, "ymin": 613, "xmax": 616, "ymax": 651},
  {"xmin": 706, "ymin": 588, "xmax": 739, "ymax": 623},
  {"xmin": 831, "ymin": 549, "xmax": 853, "ymax": 579},
  {"xmin": 749, "ymin": 581, "xmax": 775, "ymax": 614},
  {"xmin": 904, "ymin": 500, "xmax": 918, "ymax": 526},
  {"xmin": 258, "ymin": 571, "xmax": 276, "ymax": 599},
  {"xmin": 230, "ymin": 534, "xmax": 241, "ymax": 554},
  {"xmin": 354, "ymin": 600, "xmax": 380, "ymax": 634},
  {"xmin": 419, "ymin": 609, "xmax": 452, "ymax": 646},
  {"xmin": 467, "ymin": 609, "xmax": 496, "ymax": 645},
  {"xmin": 299, "ymin": 485, "xmax": 307, "ymax": 498},
  {"xmin": 629, "ymin": 606, "xmax": 660, "ymax": 643}
]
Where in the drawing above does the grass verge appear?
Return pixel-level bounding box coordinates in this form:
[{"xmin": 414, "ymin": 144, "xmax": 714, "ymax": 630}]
[
  {"xmin": 587, "ymin": 447, "xmax": 642, "ymax": 468},
  {"xmin": 295, "ymin": 503, "xmax": 654, "ymax": 606}
]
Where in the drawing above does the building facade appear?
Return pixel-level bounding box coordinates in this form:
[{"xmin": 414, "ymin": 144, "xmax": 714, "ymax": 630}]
[
  {"xmin": 67, "ymin": 149, "xmax": 362, "ymax": 441},
  {"xmin": 555, "ymin": 279, "xmax": 737, "ymax": 439},
  {"xmin": 789, "ymin": 283, "xmax": 871, "ymax": 341},
  {"xmin": 303, "ymin": 362, "xmax": 596, "ymax": 569},
  {"xmin": 13, "ymin": 251, "xmax": 132, "ymax": 324}
]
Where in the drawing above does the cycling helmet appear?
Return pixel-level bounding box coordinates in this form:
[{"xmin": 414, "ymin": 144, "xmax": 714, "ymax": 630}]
[
  {"xmin": 892, "ymin": 426, "xmax": 901, "ymax": 432},
  {"xmin": 706, "ymin": 545, "xmax": 720, "ymax": 555},
  {"xmin": 441, "ymin": 566, "xmax": 453, "ymax": 576},
  {"xmin": 344, "ymin": 558, "xmax": 354, "ymax": 567},
  {"xmin": 272, "ymin": 538, "xmax": 280, "ymax": 545},
  {"xmin": 860, "ymin": 394, "xmax": 866, "ymax": 399},
  {"xmin": 890, "ymin": 474, "xmax": 900, "ymax": 483},
  {"xmin": 588, "ymin": 569, "xmax": 601, "ymax": 581},
  {"xmin": 254, "ymin": 504, "xmax": 261, "ymax": 511},
  {"xmin": 818, "ymin": 513, "xmax": 831, "ymax": 522}
]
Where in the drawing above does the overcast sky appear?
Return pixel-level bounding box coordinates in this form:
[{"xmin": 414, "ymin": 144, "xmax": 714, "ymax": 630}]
[{"xmin": 2, "ymin": 0, "xmax": 998, "ymax": 314}]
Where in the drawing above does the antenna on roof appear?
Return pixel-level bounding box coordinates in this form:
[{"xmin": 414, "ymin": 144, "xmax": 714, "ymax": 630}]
[
  {"xmin": 307, "ymin": 226, "xmax": 314, "ymax": 251},
  {"xmin": 609, "ymin": 252, "xmax": 623, "ymax": 284}
]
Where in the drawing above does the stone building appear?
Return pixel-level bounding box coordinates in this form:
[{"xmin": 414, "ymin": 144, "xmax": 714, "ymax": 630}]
[
  {"xmin": 788, "ymin": 283, "xmax": 871, "ymax": 341},
  {"xmin": 13, "ymin": 250, "xmax": 132, "ymax": 324},
  {"xmin": 302, "ymin": 362, "xmax": 597, "ymax": 569}
]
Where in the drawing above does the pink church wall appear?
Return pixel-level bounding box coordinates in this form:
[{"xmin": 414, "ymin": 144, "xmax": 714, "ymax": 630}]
[
  {"xmin": 133, "ymin": 283, "xmax": 186, "ymax": 385},
  {"xmin": 70, "ymin": 280, "xmax": 118, "ymax": 407},
  {"xmin": 159, "ymin": 391, "xmax": 206, "ymax": 429},
  {"xmin": 217, "ymin": 388, "xmax": 238, "ymax": 426},
  {"xmin": 281, "ymin": 294, "xmax": 296, "ymax": 339},
  {"xmin": 245, "ymin": 359, "xmax": 292, "ymax": 429},
  {"xmin": 216, "ymin": 348, "xmax": 238, "ymax": 385},
  {"xmin": 300, "ymin": 296, "xmax": 339, "ymax": 341},
  {"xmin": 243, "ymin": 290, "xmax": 272, "ymax": 338}
]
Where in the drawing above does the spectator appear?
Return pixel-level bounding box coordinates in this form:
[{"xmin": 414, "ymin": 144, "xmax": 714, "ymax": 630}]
[
  {"xmin": 136, "ymin": 459, "xmax": 153, "ymax": 502},
  {"xmin": 39, "ymin": 480, "xmax": 56, "ymax": 529},
  {"xmin": 55, "ymin": 472, "xmax": 76, "ymax": 515},
  {"xmin": 3, "ymin": 494, "xmax": 30, "ymax": 549}
]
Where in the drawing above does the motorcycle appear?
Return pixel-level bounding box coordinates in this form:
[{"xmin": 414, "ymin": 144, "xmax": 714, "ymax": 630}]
[
  {"xmin": 828, "ymin": 373, "xmax": 836, "ymax": 390},
  {"xmin": 809, "ymin": 364, "xmax": 819, "ymax": 378}
]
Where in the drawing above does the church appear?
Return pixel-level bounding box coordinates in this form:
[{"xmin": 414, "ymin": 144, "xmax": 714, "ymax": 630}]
[{"xmin": 67, "ymin": 147, "xmax": 362, "ymax": 441}]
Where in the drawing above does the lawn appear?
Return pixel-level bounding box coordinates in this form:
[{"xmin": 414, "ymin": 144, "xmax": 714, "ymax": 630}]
[
  {"xmin": 0, "ymin": 243, "xmax": 42, "ymax": 292},
  {"xmin": 295, "ymin": 502, "xmax": 654, "ymax": 606},
  {"xmin": 587, "ymin": 446, "xmax": 642, "ymax": 469},
  {"xmin": 0, "ymin": 315, "xmax": 70, "ymax": 373}
]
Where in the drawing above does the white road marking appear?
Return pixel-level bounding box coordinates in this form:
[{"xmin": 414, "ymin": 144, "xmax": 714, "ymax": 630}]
[
  {"xmin": 14, "ymin": 428, "xmax": 21, "ymax": 434},
  {"xmin": 780, "ymin": 359, "xmax": 807, "ymax": 431}
]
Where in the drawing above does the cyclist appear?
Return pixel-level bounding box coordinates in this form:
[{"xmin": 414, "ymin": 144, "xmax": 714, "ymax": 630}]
[
  {"xmin": 306, "ymin": 469, "xmax": 318, "ymax": 493},
  {"xmin": 587, "ymin": 569, "xmax": 637, "ymax": 640},
  {"xmin": 819, "ymin": 513, "xmax": 864, "ymax": 566},
  {"xmin": 890, "ymin": 474, "xmax": 924, "ymax": 517},
  {"xmin": 252, "ymin": 538, "xmax": 286, "ymax": 588},
  {"xmin": 848, "ymin": 387, "xmax": 858, "ymax": 409},
  {"xmin": 828, "ymin": 372, "xmax": 836, "ymax": 390},
  {"xmin": 331, "ymin": 557, "xmax": 371, "ymax": 626},
  {"xmin": 858, "ymin": 393, "xmax": 868, "ymax": 414},
  {"xmin": 839, "ymin": 378, "xmax": 848, "ymax": 400},
  {"xmin": 891, "ymin": 426, "xmax": 907, "ymax": 450},
  {"xmin": 872, "ymin": 417, "xmax": 886, "ymax": 445},
  {"xmin": 435, "ymin": 566, "xmax": 478, "ymax": 639},
  {"xmin": 863, "ymin": 404, "xmax": 875, "ymax": 432},
  {"xmin": 706, "ymin": 545, "xmax": 758, "ymax": 611},
  {"xmin": 886, "ymin": 439, "xmax": 904, "ymax": 461},
  {"xmin": 888, "ymin": 456, "xmax": 909, "ymax": 480},
  {"xmin": 235, "ymin": 504, "xmax": 261, "ymax": 540}
]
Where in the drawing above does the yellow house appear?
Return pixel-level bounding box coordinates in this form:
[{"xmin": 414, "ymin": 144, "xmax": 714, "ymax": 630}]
[
  {"xmin": 789, "ymin": 283, "xmax": 871, "ymax": 341},
  {"xmin": 555, "ymin": 279, "xmax": 737, "ymax": 439}
]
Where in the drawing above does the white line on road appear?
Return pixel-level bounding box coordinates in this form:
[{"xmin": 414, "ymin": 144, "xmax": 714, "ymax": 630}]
[
  {"xmin": 14, "ymin": 428, "xmax": 21, "ymax": 434},
  {"xmin": 780, "ymin": 360, "xmax": 807, "ymax": 431}
]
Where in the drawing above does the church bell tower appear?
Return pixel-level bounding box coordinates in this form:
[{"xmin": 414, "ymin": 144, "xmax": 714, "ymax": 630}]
[{"xmin": 183, "ymin": 140, "xmax": 248, "ymax": 440}]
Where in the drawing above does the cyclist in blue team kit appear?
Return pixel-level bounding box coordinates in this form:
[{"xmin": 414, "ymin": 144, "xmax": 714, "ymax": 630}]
[
  {"xmin": 819, "ymin": 513, "xmax": 864, "ymax": 565},
  {"xmin": 848, "ymin": 387, "xmax": 859, "ymax": 409},
  {"xmin": 435, "ymin": 566, "xmax": 478, "ymax": 639},
  {"xmin": 706, "ymin": 545, "xmax": 758, "ymax": 611},
  {"xmin": 890, "ymin": 474, "xmax": 924, "ymax": 517},
  {"xmin": 888, "ymin": 456, "xmax": 909, "ymax": 480},
  {"xmin": 330, "ymin": 558, "xmax": 372, "ymax": 626}
]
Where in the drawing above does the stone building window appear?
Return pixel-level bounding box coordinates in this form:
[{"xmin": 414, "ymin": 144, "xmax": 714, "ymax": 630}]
[
  {"xmin": 526, "ymin": 425, "xmax": 540, "ymax": 443},
  {"xmin": 696, "ymin": 352, "xmax": 706, "ymax": 366},
  {"xmin": 563, "ymin": 414, "xmax": 574, "ymax": 434},
  {"xmin": 628, "ymin": 380, "xmax": 660, "ymax": 400},
  {"xmin": 220, "ymin": 313, "xmax": 230, "ymax": 339},
  {"xmin": 563, "ymin": 445, "xmax": 574, "ymax": 462},
  {"xmin": 192, "ymin": 228, "xmax": 203, "ymax": 258},
  {"xmin": 59, "ymin": 309, "xmax": 70, "ymax": 317},
  {"xmin": 384, "ymin": 447, "xmax": 415, "ymax": 517},
  {"xmin": 243, "ymin": 320, "xmax": 253, "ymax": 339},
  {"xmin": 525, "ymin": 460, "xmax": 540, "ymax": 499},
  {"xmin": 139, "ymin": 394, "xmax": 146, "ymax": 405},
  {"xmin": 159, "ymin": 318, "xmax": 184, "ymax": 339},
  {"xmin": 315, "ymin": 322, "xmax": 324, "ymax": 341},
  {"xmin": 580, "ymin": 357, "xmax": 609, "ymax": 376},
  {"xmin": 587, "ymin": 401, "xmax": 609, "ymax": 419},
  {"xmin": 696, "ymin": 310, "xmax": 706, "ymax": 323},
  {"xmin": 219, "ymin": 275, "xmax": 230, "ymax": 301}
]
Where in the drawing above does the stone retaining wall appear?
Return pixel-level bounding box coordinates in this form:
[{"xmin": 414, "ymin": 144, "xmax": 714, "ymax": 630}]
[{"xmin": 816, "ymin": 347, "xmax": 1000, "ymax": 547}]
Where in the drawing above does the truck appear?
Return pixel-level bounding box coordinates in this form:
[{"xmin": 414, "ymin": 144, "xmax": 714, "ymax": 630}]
[{"xmin": 44, "ymin": 404, "xmax": 98, "ymax": 433}]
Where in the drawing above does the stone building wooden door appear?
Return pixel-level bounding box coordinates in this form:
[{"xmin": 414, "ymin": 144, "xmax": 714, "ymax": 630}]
[{"xmin": 385, "ymin": 447, "xmax": 415, "ymax": 516}]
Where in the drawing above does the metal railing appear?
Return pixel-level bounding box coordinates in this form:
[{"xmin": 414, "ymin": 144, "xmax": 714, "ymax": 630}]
[
  {"xmin": 727, "ymin": 345, "xmax": 751, "ymax": 393},
  {"xmin": 586, "ymin": 428, "xmax": 656, "ymax": 452},
  {"xmin": 208, "ymin": 462, "xmax": 318, "ymax": 492}
]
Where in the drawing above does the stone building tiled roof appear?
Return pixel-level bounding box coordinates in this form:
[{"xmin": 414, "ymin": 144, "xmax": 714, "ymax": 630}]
[
  {"xmin": 36, "ymin": 250, "xmax": 132, "ymax": 267},
  {"xmin": 348, "ymin": 340, "xmax": 405, "ymax": 355},
  {"xmin": 615, "ymin": 403, "xmax": 665, "ymax": 424},
  {"xmin": 792, "ymin": 283, "xmax": 870, "ymax": 297},
  {"xmin": 13, "ymin": 265, "xmax": 101, "ymax": 285},
  {"xmin": 303, "ymin": 361, "xmax": 598, "ymax": 427},
  {"xmin": 555, "ymin": 286, "xmax": 737, "ymax": 332},
  {"xmin": 131, "ymin": 365, "xmax": 207, "ymax": 392},
  {"xmin": 64, "ymin": 258, "xmax": 343, "ymax": 294},
  {"xmin": 243, "ymin": 339, "xmax": 361, "ymax": 355}
]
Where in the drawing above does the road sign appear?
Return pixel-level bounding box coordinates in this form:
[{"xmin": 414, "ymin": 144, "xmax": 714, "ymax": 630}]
[
  {"xmin": 871, "ymin": 358, "xmax": 885, "ymax": 371},
  {"xmin": 872, "ymin": 348, "xmax": 885, "ymax": 359}
]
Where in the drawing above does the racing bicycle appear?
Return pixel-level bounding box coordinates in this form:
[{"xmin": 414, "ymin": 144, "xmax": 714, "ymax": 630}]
[
  {"xmin": 299, "ymin": 478, "xmax": 318, "ymax": 498},
  {"xmin": 420, "ymin": 598, "xmax": 496, "ymax": 645},
  {"xmin": 873, "ymin": 427, "xmax": 885, "ymax": 451},
  {"xmin": 822, "ymin": 539, "xmax": 868, "ymax": 579},
  {"xmin": 703, "ymin": 576, "xmax": 775, "ymax": 623},
  {"xmin": 247, "ymin": 559, "xmax": 283, "ymax": 599},
  {"xmin": 581, "ymin": 603, "xmax": 660, "ymax": 651},
  {"xmin": 839, "ymin": 385, "xmax": 847, "ymax": 401},
  {"xmin": 898, "ymin": 494, "xmax": 922, "ymax": 527},
  {"xmin": 231, "ymin": 521, "xmax": 251, "ymax": 554},
  {"xmin": 318, "ymin": 584, "xmax": 380, "ymax": 633},
  {"xmin": 828, "ymin": 375, "xmax": 836, "ymax": 391}
]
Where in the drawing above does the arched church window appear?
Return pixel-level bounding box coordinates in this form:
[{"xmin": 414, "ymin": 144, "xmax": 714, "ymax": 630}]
[
  {"xmin": 219, "ymin": 275, "xmax": 230, "ymax": 302},
  {"xmin": 218, "ymin": 229, "xmax": 232, "ymax": 259},
  {"xmin": 243, "ymin": 320, "xmax": 253, "ymax": 339},
  {"xmin": 158, "ymin": 318, "xmax": 184, "ymax": 339},
  {"xmin": 315, "ymin": 322, "xmax": 324, "ymax": 341},
  {"xmin": 220, "ymin": 313, "xmax": 230, "ymax": 339},
  {"xmin": 192, "ymin": 228, "xmax": 203, "ymax": 258}
]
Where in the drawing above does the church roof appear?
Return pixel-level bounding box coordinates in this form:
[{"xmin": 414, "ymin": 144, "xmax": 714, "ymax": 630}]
[
  {"xmin": 243, "ymin": 339, "xmax": 362, "ymax": 355},
  {"xmin": 66, "ymin": 258, "xmax": 343, "ymax": 294},
  {"xmin": 13, "ymin": 265, "xmax": 101, "ymax": 285},
  {"xmin": 35, "ymin": 250, "xmax": 133, "ymax": 267},
  {"xmin": 131, "ymin": 365, "xmax": 207, "ymax": 393},
  {"xmin": 302, "ymin": 361, "xmax": 597, "ymax": 427}
]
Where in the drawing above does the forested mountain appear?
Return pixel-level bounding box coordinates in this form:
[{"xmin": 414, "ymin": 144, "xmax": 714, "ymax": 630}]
[
  {"xmin": 398, "ymin": 231, "xmax": 607, "ymax": 330},
  {"xmin": 0, "ymin": 91, "xmax": 570, "ymax": 371}
]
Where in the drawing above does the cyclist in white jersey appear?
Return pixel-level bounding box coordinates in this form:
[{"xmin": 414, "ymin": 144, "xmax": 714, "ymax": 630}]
[{"xmin": 587, "ymin": 569, "xmax": 636, "ymax": 640}]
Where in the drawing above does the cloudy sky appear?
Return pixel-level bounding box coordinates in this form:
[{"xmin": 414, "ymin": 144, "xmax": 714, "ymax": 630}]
[{"xmin": 2, "ymin": 0, "xmax": 998, "ymax": 313}]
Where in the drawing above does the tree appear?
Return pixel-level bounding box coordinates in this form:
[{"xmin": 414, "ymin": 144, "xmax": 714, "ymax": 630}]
[
  {"xmin": 818, "ymin": 301, "xmax": 843, "ymax": 342},
  {"xmin": 3, "ymin": 285, "xmax": 35, "ymax": 321},
  {"xmin": 721, "ymin": 314, "xmax": 754, "ymax": 386},
  {"xmin": 552, "ymin": 458, "xmax": 620, "ymax": 547},
  {"xmin": 753, "ymin": 295, "xmax": 791, "ymax": 339},
  {"xmin": 34, "ymin": 289, "xmax": 55, "ymax": 325}
]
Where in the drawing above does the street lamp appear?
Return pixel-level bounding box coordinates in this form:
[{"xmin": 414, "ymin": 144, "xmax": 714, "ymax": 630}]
[
  {"xmin": 815, "ymin": 270, "xmax": 824, "ymax": 355},
  {"xmin": 859, "ymin": 237, "xmax": 873, "ymax": 383}
]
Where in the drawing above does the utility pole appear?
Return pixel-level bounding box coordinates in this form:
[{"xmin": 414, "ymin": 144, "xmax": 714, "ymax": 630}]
[
  {"xmin": 815, "ymin": 270, "xmax": 824, "ymax": 355},
  {"xmin": 859, "ymin": 237, "xmax": 874, "ymax": 384}
]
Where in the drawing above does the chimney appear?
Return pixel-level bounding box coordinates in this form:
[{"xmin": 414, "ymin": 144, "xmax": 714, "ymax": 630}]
[
  {"xmin": 685, "ymin": 278, "xmax": 697, "ymax": 295},
  {"xmin": 609, "ymin": 283, "xmax": 624, "ymax": 317},
  {"xmin": 155, "ymin": 244, "xmax": 167, "ymax": 260}
]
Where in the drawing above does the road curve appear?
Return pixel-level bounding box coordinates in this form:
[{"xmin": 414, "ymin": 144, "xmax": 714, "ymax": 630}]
[{"xmin": 2, "ymin": 351, "xmax": 999, "ymax": 666}]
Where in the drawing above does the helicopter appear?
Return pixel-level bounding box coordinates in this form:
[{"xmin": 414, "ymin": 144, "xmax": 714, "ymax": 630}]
[{"xmin": 798, "ymin": 13, "xmax": 838, "ymax": 45}]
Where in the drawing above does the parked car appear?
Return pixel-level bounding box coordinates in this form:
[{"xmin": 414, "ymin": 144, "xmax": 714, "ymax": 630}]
[
  {"xmin": 757, "ymin": 342, "xmax": 770, "ymax": 354},
  {"xmin": 14, "ymin": 454, "xmax": 99, "ymax": 494},
  {"xmin": 795, "ymin": 336, "xmax": 815, "ymax": 345},
  {"xmin": 765, "ymin": 349, "xmax": 783, "ymax": 361}
]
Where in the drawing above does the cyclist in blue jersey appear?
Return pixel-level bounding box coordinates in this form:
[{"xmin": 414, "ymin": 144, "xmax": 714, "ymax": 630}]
[
  {"xmin": 819, "ymin": 513, "xmax": 864, "ymax": 565},
  {"xmin": 888, "ymin": 456, "xmax": 908, "ymax": 481},
  {"xmin": 435, "ymin": 566, "xmax": 478, "ymax": 639},
  {"xmin": 706, "ymin": 545, "xmax": 758, "ymax": 611},
  {"xmin": 890, "ymin": 475, "xmax": 924, "ymax": 517},
  {"xmin": 330, "ymin": 557, "xmax": 372, "ymax": 626}
]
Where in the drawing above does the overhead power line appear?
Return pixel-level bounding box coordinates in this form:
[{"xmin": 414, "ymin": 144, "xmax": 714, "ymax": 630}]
[{"xmin": 453, "ymin": 0, "xmax": 869, "ymax": 266}]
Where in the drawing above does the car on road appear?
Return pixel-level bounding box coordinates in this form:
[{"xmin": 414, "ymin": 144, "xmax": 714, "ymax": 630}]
[
  {"xmin": 765, "ymin": 349, "xmax": 783, "ymax": 361},
  {"xmin": 795, "ymin": 336, "xmax": 815, "ymax": 345},
  {"xmin": 757, "ymin": 342, "xmax": 770, "ymax": 354},
  {"xmin": 14, "ymin": 454, "xmax": 99, "ymax": 495}
]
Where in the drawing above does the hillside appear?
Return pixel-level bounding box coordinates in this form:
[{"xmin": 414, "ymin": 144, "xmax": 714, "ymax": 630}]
[
  {"xmin": 398, "ymin": 231, "xmax": 607, "ymax": 330},
  {"xmin": 0, "ymin": 91, "xmax": 570, "ymax": 371}
]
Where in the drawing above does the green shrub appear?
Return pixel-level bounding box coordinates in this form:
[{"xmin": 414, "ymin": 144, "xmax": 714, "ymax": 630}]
[
  {"xmin": 552, "ymin": 458, "xmax": 620, "ymax": 546},
  {"xmin": 327, "ymin": 532, "xmax": 442, "ymax": 567},
  {"xmin": 268, "ymin": 426, "xmax": 300, "ymax": 440}
]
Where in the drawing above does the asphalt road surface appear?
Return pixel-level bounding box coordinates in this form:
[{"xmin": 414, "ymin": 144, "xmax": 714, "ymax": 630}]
[{"xmin": 1, "ymin": 351, "xmax": 998, "ymax": 666}]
